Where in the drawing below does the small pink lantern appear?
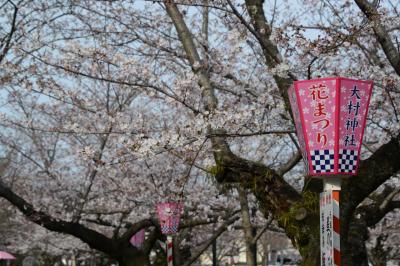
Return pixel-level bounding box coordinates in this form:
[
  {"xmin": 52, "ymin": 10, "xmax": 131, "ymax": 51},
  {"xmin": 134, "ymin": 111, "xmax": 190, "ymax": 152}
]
[
  {"xmin": 156, "ymin": 202, "xmax": 183, "ymax": 235},
  {"xmin": 289, "ymin": 77, "xmax": 373, "ymax": 176},
  {"xmin": 130, "ymin": 229, "xmax": 145, "ymax": 248},
  {"xmin": 0, "ymin": 251, "xmax": 16, "ymax": 260}
]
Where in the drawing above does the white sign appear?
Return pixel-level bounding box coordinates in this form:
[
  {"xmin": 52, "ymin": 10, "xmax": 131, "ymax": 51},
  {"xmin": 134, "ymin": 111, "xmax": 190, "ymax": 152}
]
[{"xmin": 320, "ymin": 191, "xmax": 340, "ymax": 266}]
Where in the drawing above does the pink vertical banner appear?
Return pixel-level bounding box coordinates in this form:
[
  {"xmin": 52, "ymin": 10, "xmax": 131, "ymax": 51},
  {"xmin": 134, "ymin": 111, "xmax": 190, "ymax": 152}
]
[
  {"xmin": 338, "ymin": 79, "xmax": 373, "ymax": 174},
  {"xmin": 289, "ymin": 85, "xmax": 309, "ymax": 172},
  {"xmin": 130, "ymin": 229, "xmax": 145, "ymax": 248},
  {"xmin": 295, "ymin": 78, "xmax": 338, "ymax": 175}
]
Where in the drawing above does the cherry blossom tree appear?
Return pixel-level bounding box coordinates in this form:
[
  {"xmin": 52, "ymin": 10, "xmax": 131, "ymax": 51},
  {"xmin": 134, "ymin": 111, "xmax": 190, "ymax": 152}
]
[
  {"xmin": 0, "ymin": 2, "xmax": 243, "ymax": 265},
  {"xmin": 0, "ymin": 0, "xmax": 400, "ymax": 266}
]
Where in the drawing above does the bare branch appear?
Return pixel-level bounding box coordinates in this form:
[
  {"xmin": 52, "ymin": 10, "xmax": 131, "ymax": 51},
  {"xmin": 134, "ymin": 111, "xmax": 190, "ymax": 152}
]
[
  {"xmin": 207, "ymin": 130, "xmax": 295, "ymax": 138},
  {"xmin": 379, "ymin": 187, "xmax": 400, "ymax": 211},
  {"xmin": 0, "ymin": 1, "xmax": 18, "ymax": 63},
  {"xmin": 252, "ymin": 216, "xmax": 274, "ymax": 244},
  {"xmin": 22, "ymin": 50, "xmax": 200, "ymax": 114},
  {"xmin": 182, "ymin": 215, "xmax": 240, "ymax": 266},
  {"xmin": 343, "ymin": 133, "xmax": 400, "ymax": 209},
  {"xmin": 354, "ymin": 0, "xmax": 400, "ymax": 75},
  {"xmin": 277, "ymin": 151, "xmax": 302, "ymax": 176}
]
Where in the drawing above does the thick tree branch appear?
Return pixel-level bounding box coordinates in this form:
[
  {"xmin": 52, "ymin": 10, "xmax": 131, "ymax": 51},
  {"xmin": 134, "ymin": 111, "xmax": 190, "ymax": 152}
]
[
  {"xmin": 356, "ymin": 186, "xmax": 400, "ymax": 227},
  {"xmin": 164, "ymin": 1, "xmax": 217, "ymax": 112},
  {"xmin": 379, "ymin": 187, "xmax": 400, "ymax": 211},
  {"xmin": 209, "ymin": 131, "xmax": 302, "ymax": 214},
  {"xmin": 244, "ymin": 0, "xmax": 279, "ymax": 64},
  {"xmin": 390, "ymin": 200, "xmax": 400, "ymax": 209},
  {"xmin": 277, "ymin": 151, "xmax": 302, "ymax": 176},
  {"xmin": 243, "ymin": 0, "xmax": 297, "ymax": 115},
  {"xmin": 237, "ymin": 187, "xmax": 256, "ymax": 266},
  {"xmin": 118, "ymin": 219, "xmax": 156, "ymax": 243},
  {"xmin": 207, "ymin": 129, "xmax": 295, "ymax": 138},
  {"xmin": 0, "ymin": 180, "xmax": 117, "ymax": 255},
  {"xmin": 354, "ymin": 0, "xmax": 400, "ymax": 75},
  {"xmin": 343, "ymin": 133, "xmax": 400, "ymax": 209}
]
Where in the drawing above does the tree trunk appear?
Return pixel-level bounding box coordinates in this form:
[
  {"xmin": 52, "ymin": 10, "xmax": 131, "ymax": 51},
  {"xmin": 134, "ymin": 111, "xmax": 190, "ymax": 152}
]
[
  {"xmin": 341, "ymin": 213, "xmax": 370, "ymax": 265},
  {"xmin": 117, "ymin": 255, "xmax": 151, "ymax": 266},
  {"xmin": 212, "ymin": 239, "xmax": 218, "ymax": 266},
  {"xmin": 251, "ymin": 227, "xmax": 257, "ymax": 266},
  {"xmin": 116, "ymin": 248, "xmax": 151, "ymax": 266},
  {"xmin": 297, "ymin": 230, "xmax": 321, "ymax": 266},
  {"xmin": 238, "ymin": 188, "xmax": 257, "ymax": 266}
]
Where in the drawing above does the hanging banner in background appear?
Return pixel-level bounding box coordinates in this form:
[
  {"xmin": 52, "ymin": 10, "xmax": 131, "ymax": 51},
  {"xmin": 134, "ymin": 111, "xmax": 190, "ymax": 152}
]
[
  {"xmin": 130, "ymin": 229, "xmax": 145, "ymax": 248},
  {"xmin": 156, "ymin": 202, "xmax": 183, "ymax": 235}
]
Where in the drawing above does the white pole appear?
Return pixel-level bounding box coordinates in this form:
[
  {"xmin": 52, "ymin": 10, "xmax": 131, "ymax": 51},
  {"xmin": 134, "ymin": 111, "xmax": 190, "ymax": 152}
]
[
  {"xmin": 321, "ymin": 177, "xmax": 341, "ymax": 266},
  {"xmin": 323, "ymin": 176, "xmax": 342, "ymax": 191},
  {"xmin": 167, "ymin": 235, "xmax": 173, "ymax": 266}
]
